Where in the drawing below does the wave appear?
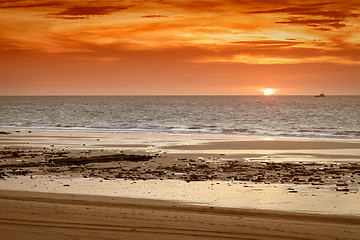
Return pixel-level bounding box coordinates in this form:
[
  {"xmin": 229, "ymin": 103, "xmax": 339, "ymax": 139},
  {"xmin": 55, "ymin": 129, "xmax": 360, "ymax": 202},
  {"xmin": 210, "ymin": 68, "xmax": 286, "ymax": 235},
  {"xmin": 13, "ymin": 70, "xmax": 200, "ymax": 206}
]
[
  {"xmin": 0, "ymin": 96, "xmax": 359, "ymax": 140},
  {"xmin": 1, "ymin": 124, "xmax": 360, "ymax": 140}
]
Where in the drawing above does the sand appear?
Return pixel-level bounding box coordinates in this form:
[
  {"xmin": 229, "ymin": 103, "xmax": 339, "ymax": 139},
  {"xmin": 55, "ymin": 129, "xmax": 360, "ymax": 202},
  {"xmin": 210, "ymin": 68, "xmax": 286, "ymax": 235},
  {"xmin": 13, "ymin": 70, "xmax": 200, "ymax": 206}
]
[
  {"xmin": 1, "ymin": 130, "xmax": 360, "ymax": 239},
  {"xmin": 2, "ymin": 176, "xmax": 360, "ymax": 216},
  {"xmin": 1, "ymin": 190, "xmax": 360, "ymax": 240}
]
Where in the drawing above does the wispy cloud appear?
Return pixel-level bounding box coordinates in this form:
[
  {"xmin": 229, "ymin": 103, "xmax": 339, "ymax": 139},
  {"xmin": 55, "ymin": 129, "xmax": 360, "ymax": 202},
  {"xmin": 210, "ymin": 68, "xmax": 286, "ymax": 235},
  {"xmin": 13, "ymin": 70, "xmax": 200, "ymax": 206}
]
[
  {"xmin": 229, "ymin": 40, "xmax": 304, "ymax": 48},
  {"xmin": 142, "ymin": 15, "xmax": 169, "ymax": 19},
  {"xmin": 0, "ymin": 1, "xmax": 60, "ymax": 9},
  {"xmin": 52, "ymin": 5, "xmax": 132, "ymax": 17},
  {"xmin": 0, "ymin": 1, "xmax": 134, "ymax": 20},
  {"xmin": 275, "ymin": 17, "xmax": 347, "ymax": 29},
  {"xmin": 249, "ymin": 2, "xmax": 359, "ymax": 30}
]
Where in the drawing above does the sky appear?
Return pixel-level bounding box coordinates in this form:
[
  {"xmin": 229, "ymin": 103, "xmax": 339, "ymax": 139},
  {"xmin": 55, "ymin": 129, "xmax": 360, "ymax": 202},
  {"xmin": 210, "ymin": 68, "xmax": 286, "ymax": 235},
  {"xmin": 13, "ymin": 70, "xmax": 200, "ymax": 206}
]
[{"xmin": 1, "ymin": 0, "xmax": 360, "ymax": 95}]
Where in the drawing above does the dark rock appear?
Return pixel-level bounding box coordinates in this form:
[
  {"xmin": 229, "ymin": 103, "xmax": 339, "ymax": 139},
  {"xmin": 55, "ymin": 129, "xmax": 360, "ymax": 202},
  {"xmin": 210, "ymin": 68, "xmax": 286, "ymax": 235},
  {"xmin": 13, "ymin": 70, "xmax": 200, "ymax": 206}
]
[{"xmin": 336, "ymin": 182, "xmax": 348, "ymax": 186}]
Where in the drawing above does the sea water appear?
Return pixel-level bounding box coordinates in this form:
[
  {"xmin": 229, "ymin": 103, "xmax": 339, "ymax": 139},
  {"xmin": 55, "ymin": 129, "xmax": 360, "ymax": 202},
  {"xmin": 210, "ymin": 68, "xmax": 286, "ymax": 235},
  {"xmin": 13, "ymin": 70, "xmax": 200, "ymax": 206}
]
[{"xmin": 0, "ymin": 96, "xmax": 359, "ymax": 139}]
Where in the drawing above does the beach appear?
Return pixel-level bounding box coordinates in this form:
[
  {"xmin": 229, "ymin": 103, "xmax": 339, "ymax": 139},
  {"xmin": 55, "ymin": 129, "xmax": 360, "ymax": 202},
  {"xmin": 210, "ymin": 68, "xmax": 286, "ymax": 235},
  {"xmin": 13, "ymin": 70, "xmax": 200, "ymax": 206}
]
[
  {"xmin": 1, "ymin": 0, "xmax": 360, "ymax": 237},
  {"xmin": 1, "ymin": 190, "xmax": 360, "ymax": 240},
  {"xmin": 0, "ymin": 130, "xmax": 360, "ymax": 239}
]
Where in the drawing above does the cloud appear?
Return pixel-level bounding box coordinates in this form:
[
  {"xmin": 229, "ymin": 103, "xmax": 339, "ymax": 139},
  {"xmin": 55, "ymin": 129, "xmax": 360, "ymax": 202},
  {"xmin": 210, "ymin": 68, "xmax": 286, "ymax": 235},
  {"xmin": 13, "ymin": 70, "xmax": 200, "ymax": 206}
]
[
  {"xmin": 142, "ymin": 15, "xmax": 169, "ymax": 19},
  {"xmin": 314, "ymin": 27, "xmax": 332, "ymax": 31},
  {"xmin": 171, "ymin": 1, "xmax": 222, "ymax": 12},
  {"xmin": 248, "ymin": 3, "xmax": 358, "ymax": 18},
  {"xmin": 276, "ymin": 17, "xmax": 347, "ymax": 29},
  {"xmin": 0, "ymin": 1, "xmax": 134, "ymax": 20},
  {"xmin": 50, "ymin": 5, "xmax": 132, "ymax": 18},
  {"xmin": 0, "ymin": 1, "xmax": 60, "ymax": 9},
  {"xmin": 229, "ymin": 40, "xmax": 304, "ymax": 48},
  {"xmin": 248, "ymin": 2, "xmax": 359, "ymax": 30},
  {"xmin": 50, "ymin": 16, "xmax": 89, "ymax": 20}
]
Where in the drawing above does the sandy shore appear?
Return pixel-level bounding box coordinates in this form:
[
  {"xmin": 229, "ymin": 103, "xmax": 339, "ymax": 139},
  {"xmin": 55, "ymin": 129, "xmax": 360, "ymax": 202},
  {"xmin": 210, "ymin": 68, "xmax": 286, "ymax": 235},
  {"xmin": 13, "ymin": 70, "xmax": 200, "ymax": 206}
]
[
  {"xmin": 1, "ymin": 190, "xmax": 360, "ymax": 240},
  {"xmin": 2, "ymin": 175, "xmax": 360, "ymax": 216},
  {"xmin": 1, "ymin": 130, "xmax": 360, "ymax": 239}
]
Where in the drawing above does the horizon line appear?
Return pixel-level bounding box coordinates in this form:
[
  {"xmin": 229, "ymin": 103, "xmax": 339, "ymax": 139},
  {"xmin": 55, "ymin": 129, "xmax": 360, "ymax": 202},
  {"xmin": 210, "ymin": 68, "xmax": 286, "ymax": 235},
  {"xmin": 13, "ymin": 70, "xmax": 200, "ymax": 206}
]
[{"xmin": 1, "ymin": 94, "xmax": 359, "ymax": 97}]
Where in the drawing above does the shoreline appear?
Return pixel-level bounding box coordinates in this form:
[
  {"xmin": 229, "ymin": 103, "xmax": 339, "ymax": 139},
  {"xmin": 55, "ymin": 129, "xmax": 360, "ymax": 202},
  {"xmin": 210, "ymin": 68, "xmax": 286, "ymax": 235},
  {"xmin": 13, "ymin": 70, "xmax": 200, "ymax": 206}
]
[
  {"xmin": 1, "ymin": 127, "xmax": 360, "ymax": 142},
  {"xmin": 1, "ymin": 129, "xmax": 360, "ymax": 149}
]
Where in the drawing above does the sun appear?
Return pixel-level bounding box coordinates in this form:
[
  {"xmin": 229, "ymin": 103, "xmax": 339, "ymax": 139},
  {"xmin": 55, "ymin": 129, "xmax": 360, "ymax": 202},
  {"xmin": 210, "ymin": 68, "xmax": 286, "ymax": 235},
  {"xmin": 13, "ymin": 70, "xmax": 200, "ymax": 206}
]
[{"xmin": 263, "ymin": 88, "xmax": 275, "ymax": 95}]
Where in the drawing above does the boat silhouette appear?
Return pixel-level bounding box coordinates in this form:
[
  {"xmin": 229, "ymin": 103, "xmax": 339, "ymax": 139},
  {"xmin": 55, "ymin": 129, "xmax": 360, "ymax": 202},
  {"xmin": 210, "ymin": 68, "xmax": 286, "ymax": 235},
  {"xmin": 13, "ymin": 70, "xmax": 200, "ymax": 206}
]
[{"xmin": 314, "ymin": 92, "xmax": 325, "ymax": 97}]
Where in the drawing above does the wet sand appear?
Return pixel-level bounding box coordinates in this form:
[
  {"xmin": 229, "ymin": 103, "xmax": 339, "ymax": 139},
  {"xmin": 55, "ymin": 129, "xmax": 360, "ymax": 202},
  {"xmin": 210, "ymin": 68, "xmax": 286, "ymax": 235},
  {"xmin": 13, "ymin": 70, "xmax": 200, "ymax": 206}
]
[
  {"xmin": 1, "ymin": 190, "xmax": 360, "ymax": 240},
  {"xmin": 2, "ymin": 176, "xmax": 360, "ymax": 216}
]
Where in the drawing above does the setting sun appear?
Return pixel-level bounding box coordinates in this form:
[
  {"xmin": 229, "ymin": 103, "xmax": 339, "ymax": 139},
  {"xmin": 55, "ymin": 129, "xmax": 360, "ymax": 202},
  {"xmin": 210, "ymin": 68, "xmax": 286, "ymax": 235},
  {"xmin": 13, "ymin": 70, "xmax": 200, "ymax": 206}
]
[{"xmin": 263, "ymin": 88, "xmax": 275, "ymax": 95}]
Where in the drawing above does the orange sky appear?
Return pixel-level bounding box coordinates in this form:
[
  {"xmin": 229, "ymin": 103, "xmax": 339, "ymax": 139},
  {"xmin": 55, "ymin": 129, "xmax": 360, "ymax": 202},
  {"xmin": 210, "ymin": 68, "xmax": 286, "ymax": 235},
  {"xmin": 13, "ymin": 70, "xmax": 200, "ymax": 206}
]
[{"xmin": 1, "ymin": 0, "xmax": 359, "ymax": 95}]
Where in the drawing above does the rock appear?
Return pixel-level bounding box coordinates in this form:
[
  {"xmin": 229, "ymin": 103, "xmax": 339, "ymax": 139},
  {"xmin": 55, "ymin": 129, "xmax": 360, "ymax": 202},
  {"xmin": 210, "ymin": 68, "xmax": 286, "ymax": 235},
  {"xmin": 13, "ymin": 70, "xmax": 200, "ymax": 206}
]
[{"xmin": 336, "ymin": 182, "xmax": 348, "ymax": 186}]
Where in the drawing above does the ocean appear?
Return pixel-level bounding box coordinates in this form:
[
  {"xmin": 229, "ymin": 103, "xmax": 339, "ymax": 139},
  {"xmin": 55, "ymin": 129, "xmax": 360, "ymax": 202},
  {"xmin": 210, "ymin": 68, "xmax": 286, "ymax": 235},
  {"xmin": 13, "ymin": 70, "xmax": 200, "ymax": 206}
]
[{"xmin": 0, "ymin": 96, "xmax": 359, "ymax": 139}]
